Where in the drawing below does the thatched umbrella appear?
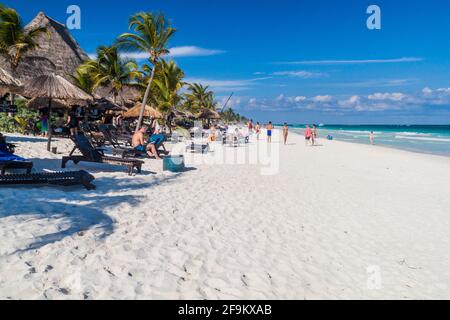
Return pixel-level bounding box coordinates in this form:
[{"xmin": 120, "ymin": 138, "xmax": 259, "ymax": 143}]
[
  {"xmin": 27, "ymin": 97, "xmax": 88, "ymax": 110},
  {"xmin": 123, "ymin": 103, "xmax": 162, "ymax": 119},
  {"xmin": 197, "ymin": 108, "xmax": 221, "ymax": 128},
  {"xmin": 0, "ymin": 67, "xmax": 22, "ymax": 96},
  {"xmin": 197, "ymin": 108, "xmax": 221, "ymax": 120},
  {"xmin": 23, "ymin": 74, "xmax": 93, "ymax": 151},
  {"xmin": 93, "ymin": 97, "xmax": 127, "ymax": 112}
]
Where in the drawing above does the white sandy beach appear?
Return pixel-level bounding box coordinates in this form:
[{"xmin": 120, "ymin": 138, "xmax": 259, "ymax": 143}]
[{"xmin": 0, "ymin": 131, "xmax": 449, "ymax": 300}]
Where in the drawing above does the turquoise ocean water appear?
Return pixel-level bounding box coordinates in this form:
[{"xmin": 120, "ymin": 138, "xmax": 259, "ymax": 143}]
[{"xmin": 288, "ymin": 125, "xmax": 450, "ymax": 157}]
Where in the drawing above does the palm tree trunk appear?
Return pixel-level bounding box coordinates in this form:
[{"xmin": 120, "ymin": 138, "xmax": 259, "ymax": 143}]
[{"xmin": 136, "ymin": 65, "xmax": 156, "ymax": 132}]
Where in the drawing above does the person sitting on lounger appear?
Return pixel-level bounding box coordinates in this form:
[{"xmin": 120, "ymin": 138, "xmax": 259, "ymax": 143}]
[{"xmin": 132, "ymin": 126, "xmax": 161, "ymax": 160}]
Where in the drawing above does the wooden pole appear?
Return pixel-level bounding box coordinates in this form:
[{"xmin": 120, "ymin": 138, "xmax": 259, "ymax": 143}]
[{"xmin": 47, "ymin": 98, "xmax": 52, "ymax": 152}]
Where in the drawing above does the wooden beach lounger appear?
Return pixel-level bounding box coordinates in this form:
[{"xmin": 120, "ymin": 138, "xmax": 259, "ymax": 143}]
[
  {"xmin": 62, "ymin": 134, "xmax": 144, "ymax": 176},
  {"xmin": 0, "ymin": 170, "xmax": 96, "ymax": 190},
  {"xmin": 0, "ymin": 149, "xmax": 34, "ymax": 174},
  {"xmin": 0, "ymin": 161, "xmax": 33, "ymax": 174}
]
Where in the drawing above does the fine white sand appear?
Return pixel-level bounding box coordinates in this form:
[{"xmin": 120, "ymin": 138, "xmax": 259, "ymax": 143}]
[{"xmin": 0, "ymin": 131, "xmax": 449, "ymax": 300}]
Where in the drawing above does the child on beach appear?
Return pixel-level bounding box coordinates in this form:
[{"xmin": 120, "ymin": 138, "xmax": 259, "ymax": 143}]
[
  {"xmin": 370, "ymin": 131, "xmax": 375, "ymax": 145},
  {"xmin": 282, "ymin": 123, "xmax": 289, "ymax": 145},
  {"xmin": 266, "ymin": 122, "xmax": 274, "ymax": 143}
]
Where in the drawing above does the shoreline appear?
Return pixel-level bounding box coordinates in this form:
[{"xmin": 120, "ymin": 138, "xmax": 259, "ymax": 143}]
[{"xmin": 284, "ymin": 128, "xmax": 450, "ymax": 159}]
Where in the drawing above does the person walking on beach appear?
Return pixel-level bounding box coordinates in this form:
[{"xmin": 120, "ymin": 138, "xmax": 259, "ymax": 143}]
[
  {"xmin": 255, "ymin": 122, "xmax": 261, "ymax": 140},
  {"xmin": 282, "ymin": 123, "xmax": 289, "ymax": 145},
  {"xmin": 248, "ymin": 120, "xmax": 254, "ymax": 133},
  {"xmin": 266, "ymin": 121, "xmax": 274, "ymax": 143},
  {"xmin": 370, "ymin": 131, "xmax": 375, "ymax": 145},
  {"xmin": 305, "ymin": 125, "xmax": 312, "ymax": 146},
  {"xmin": 311, "ymin": 125, "xmax": 318, "ymax": 146}
]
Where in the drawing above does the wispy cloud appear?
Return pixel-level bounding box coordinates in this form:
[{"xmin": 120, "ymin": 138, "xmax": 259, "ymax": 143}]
[
  {"xmin": 185, "ymin": 77, "xmax": 271, "ymax": 92},
  {"xmin": 88, "ymin": 46, "xmax": 225, "ymax": 61},
  {"xmin": 274, "ymin": 57, "xmax": 424, "ymax": 65},
  {"xmin": 325, "ymin": 78, "xmax": 418, "ymax": 88},
  {"xmin": 272, "ymin": 70, "xmax": 328, "ymax": 78},
  {"xmin": 168, "ymin": 46, "xmax": 225, "ymax": 58}
]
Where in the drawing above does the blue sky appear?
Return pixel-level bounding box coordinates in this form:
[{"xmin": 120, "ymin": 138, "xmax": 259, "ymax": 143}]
[{"xmin": 5, "ymin": 0, "xmax": 450, "ymax": 124}]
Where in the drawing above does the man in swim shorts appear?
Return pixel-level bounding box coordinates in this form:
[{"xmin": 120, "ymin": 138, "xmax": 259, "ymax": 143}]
[
  {"xmin": 267, "ymin": 121, "xmax": 274, "ymax": 143},
  {"xmin": 132, "ymin": 126, "xmax": 161, "ymax": 159}
]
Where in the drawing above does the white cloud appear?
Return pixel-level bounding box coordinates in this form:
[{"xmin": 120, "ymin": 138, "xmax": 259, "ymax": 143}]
[
  {"xmin": 185, "ymin": 77, "xmax": 271, "ymax": 92},
  {"xmin": 312, "ymin": 95, "xmax": 333, "ymax": 103},
  {"xmin": 235, "ymin": 87, "xmax": 450, "ymax": 114},
  {"xmin": 368, "ymin": 92, "xmax": 407, "ymax": 101},
  {"xmin": 168, "ymin": 46, "xmax": 225, "ymax": 57},
  {"xmin": 272, "ymin": 70, "xmax": 327, "ymax": 78},
  {"xmin": 88, "ymin": 46, "xmax": 225, "ymax": 61},
  {"xmin": 275, "ymin": 57, "xmax": 424, "ymax": 65}
]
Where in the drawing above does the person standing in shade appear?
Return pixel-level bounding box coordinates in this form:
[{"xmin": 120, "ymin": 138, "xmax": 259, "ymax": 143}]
[
  {"xmin": 266, "ymin": 121, "xmax": 274, "ymax": 143},
  {"xmin": 282, "ymin": 123, "xmax": 289, "ymax": 145},
  {"xmin": 40, "ymin": 112, "xmax": 48, "ymax": 137},
  {"xmin": 66, "ymin": 108, "xmax": 79, "ymax": 137},
  {"xmin": 370, "ymin": 131, "xmax": 375, "ymax": 145}
]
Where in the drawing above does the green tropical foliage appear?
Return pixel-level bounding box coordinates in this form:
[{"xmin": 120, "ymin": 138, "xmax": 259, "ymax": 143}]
[
  {"xmin": 78, "ymin": 45, "xmax": 141, "ymax": 102},
  {"xmin": 150, "ymin": 59, "xmax": 185, "ymax": 115},
  {"xmin": 0, "ymin": 4, "xmax": 48, "ymax": 71},
  {"xmin": 0, "ymin": 97, "xmax": 38, "ymax": 133},
  {"xmin": 220, "ymin": 108, "xmax": 248, "ymax": 124},
  {"xmin": 184, "ymin": 83, "xmax": 216, "ymax": 112}
]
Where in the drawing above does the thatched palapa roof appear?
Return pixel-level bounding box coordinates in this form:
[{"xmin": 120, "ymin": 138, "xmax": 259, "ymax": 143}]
[
  {"xmin": 94, "ymin": 85, "xmax": 142, "ymax": 108},
  {"xmin": 123, "ymin": 103, "xmax": 162, "ymax": 119},
  {"xmin": 0, "ymin": 12, "xmax": 89, "ymax": 83},
  {"xmin": 23, "ymin": 74, "xmax": 92, "ymax": 101},
  {"xmin": 0, "ymin": 67, "xmax": 22, "ymax": 95},
  {"xmin": 197, "ymin": 108, "xmax": 221, "ymax": 120}
]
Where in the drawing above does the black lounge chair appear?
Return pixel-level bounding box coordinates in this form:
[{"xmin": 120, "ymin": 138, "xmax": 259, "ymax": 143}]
[
  {"xmin": 79, "ymin": 122, "xmax": 106, "ymax": 148},
  {"xmin": 0, "ymin": 150, "xmax": 34, "ymax": 174},
  {"xmin": 62, "ymin": 134, "xmax": 144, "ymax": 176},
  {"xmin": 0, "ymin": 170, "xmax": 96, "ymax": 190}
]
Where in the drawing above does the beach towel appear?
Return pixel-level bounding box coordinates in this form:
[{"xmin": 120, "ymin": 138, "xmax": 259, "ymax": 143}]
[{"xmin": 0, "ymin": 149, "xmax": 26, "ymax": 162}]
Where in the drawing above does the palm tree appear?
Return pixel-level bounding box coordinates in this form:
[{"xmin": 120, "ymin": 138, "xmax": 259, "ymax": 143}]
[
  {"xmin": 151, "ymin": 60, "xmax": 185, "ymax": 132},
  {"xmin": 117, "ymin": 12, "xmax": 176, "ymax": 132},
  {"xmin": 185, "ymin": 83, "xmax": 215, "ymax": 112},
  {"xmin": 79, "ymin": 46, "xmax": 141, "ymax": 103},
  {"xmin": 70, "ymin": 67, "xmax": 96, "ymax": 94},
  {"xmin": 0, "ymin": 5, "xmax": 48, "ymax": 72}
]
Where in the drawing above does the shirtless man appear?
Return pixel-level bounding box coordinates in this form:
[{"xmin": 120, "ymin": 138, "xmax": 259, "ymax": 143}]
[
  {"xmin": 132, "ymin": 126, "xmax": 161, "ymax": 159},
  {"xmin": 267, "ymin": 121, "xmax": 274, "ymax": 143}
]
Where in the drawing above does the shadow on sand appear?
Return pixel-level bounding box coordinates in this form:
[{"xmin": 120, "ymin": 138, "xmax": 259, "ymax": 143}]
[{"xmin": 0, "ymin": 168, "xmax": 195, "ymax": 254}]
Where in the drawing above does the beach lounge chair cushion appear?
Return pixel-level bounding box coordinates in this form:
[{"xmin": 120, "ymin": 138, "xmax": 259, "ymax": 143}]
[{"xmin": 0, "ymin": 170, "xmax": 95, "ymax": 190}]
